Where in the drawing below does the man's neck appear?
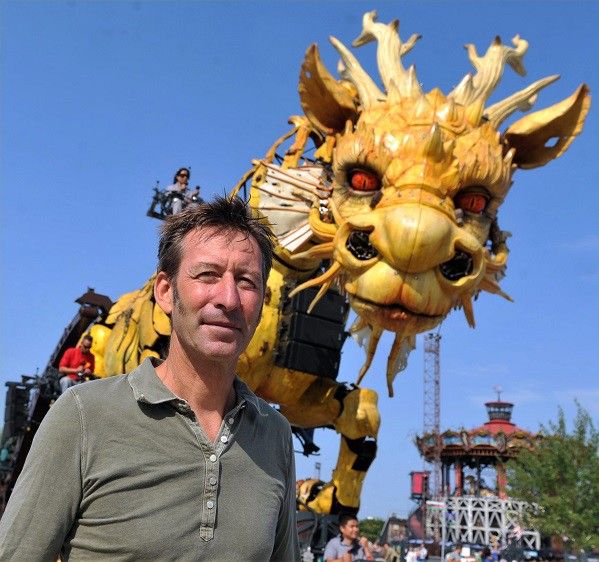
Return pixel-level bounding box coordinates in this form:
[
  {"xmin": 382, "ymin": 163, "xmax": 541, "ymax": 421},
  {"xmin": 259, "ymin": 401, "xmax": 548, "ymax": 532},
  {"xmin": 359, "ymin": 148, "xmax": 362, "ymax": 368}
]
[{"xmin": 155, "ymin": 340, "xmax": 237, "ymax": 442}]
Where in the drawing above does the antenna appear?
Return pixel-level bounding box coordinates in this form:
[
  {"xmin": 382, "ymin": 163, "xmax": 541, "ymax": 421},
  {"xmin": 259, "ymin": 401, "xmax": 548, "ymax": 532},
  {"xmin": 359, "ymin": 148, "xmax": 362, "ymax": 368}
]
[{"xmin": 493, "ymin": 384, "xmax": 502, "ymax": 402}]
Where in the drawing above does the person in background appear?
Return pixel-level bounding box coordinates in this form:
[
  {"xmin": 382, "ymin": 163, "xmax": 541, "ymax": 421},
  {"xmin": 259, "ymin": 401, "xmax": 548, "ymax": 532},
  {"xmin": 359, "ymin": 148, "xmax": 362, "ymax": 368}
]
[
  {"xmin": 324, "ymin": 514, "xmax": 373, "ymax": 561},
  {"xmin": 446, "ymin": 544, "xmax": 462, "ymax": 562},
  {"xmin": 58, "ymin": 334, "xmax": 95, "ymax": 394},
  {"xmin": 406, "ymin": 545, "xmax": 418, "ymax": 562},
  {"xmin": 490, "ymin": 538, "xmax": 500, "ymax": 562},
  {"xmin": 166, "ymin": 167, "xmax": 200, "ymax": 214},
  {"xmin": 418, "ymin": 542, "xmax": 428, "ymax": 561}
]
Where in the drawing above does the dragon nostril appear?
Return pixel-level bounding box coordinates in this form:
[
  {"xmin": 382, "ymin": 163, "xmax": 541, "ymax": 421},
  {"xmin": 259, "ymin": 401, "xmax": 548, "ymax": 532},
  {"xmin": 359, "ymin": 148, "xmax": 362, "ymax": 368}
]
[
  {"xmin": 440, "ymin": 250, "xmax": 474, "ymax": 281},
  {"xmin": 346, "ymin": 231, "xmax": 378, "ymax": 261}
]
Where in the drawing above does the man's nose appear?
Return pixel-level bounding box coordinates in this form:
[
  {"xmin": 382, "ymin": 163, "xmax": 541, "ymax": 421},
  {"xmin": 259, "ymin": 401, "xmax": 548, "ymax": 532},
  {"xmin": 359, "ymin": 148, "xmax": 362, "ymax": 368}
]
[{"xmin": 214, "ymin": 274, "xmax": 241, "ymax": 310}]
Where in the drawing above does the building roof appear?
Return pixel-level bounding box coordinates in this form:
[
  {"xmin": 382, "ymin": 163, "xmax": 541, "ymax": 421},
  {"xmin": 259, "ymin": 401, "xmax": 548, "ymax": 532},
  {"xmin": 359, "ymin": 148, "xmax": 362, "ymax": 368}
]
[{"xmin": 415, "ymin": 398, "xmax": 537, "ymax": 463}]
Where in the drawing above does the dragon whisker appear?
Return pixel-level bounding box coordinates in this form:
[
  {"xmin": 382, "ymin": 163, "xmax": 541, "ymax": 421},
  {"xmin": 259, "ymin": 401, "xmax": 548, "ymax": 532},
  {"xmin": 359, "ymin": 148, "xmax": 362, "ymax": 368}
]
[
  {"xmin": 290, "ymin": 242, "xmax": 335, "ymax": 261},
  {"xmin": 385, "ymin": 334, "xmax": 416, "ymax": 397},
  {"xmin": 460, "ymin": 294, "xmax": 476, "ymax": 328},
  {"xmin": 479, "ymin": 277, "xmax": 513, "ymax": 302},
  {"xmin": 288, "ymin": 261, "xmax": 342, "ymax": 300},
  {"xmin": 356, "ymin": 325, "xmax": 383, "ymax": 386},
  {"xmin": 328, "ymin": 198, "xmax": 346, "ymax": 227}
]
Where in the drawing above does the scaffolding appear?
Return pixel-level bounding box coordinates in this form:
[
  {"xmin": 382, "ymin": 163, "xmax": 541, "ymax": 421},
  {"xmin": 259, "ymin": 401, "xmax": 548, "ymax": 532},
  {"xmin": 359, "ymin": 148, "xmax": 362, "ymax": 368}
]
[
  {"xmin": 423, "ymin": 333, "xmax": 442, "ymax": 498},
  {"xmin": 425, "ymin": 496, "xmax": 540, "ymax": 549}
]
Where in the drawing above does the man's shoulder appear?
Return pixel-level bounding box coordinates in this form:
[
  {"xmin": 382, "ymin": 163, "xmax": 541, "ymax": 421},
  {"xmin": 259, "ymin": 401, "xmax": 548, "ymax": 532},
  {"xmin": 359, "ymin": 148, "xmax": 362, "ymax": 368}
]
[
  {"xmin": 60, "ymin": 346, "xmax": 76, "ymax": 360},
  {"xmin": 69, "ymin": 373, "xmax": 132, "ymax": 405},
  {"xmin": 323, "ymin": 536, "xmax": 343, "ymax": 558}
]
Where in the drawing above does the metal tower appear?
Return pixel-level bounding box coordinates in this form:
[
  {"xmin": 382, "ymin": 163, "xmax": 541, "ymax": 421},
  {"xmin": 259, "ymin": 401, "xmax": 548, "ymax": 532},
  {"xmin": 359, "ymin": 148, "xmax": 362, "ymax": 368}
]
[{"xmin": 423, "ymin": 333, "xmax": 442, "ymax": 497}]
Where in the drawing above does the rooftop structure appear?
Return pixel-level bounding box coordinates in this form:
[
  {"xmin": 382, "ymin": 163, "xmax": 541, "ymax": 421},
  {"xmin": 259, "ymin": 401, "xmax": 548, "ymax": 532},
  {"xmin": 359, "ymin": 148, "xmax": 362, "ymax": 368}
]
[{"xmin": 416, "ymin": 395, "xmax": 537, "ymax": 499}]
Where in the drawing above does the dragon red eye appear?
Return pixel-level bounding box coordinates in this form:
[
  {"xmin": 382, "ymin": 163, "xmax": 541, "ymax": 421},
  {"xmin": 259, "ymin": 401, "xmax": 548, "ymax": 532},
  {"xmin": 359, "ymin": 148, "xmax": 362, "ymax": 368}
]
[
  {"xmin": 349, "ymin": 169, "xmax": 381, "ymax": 192},
  {"xmin": 455, "ymin": 191, "xmax": 489, "ymax": 214}
]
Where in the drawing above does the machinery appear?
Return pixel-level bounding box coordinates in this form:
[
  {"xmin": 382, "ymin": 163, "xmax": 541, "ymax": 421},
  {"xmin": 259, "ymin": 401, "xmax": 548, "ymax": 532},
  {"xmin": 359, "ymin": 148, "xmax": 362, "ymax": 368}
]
[
  {"xmin": 1, "ymin": 12, "xmax": 590, "ymax": 517},
  {"xmin": 0, "ymin": 290, "xmax": 112, "ymax": 508}
]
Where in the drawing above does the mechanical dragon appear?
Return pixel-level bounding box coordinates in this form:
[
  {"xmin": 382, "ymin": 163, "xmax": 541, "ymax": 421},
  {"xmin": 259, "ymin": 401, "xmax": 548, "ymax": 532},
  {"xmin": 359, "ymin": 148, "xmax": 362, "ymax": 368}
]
[{"xmin": 60, "ymin": 13, "xmax": 591, "ymax": 515}]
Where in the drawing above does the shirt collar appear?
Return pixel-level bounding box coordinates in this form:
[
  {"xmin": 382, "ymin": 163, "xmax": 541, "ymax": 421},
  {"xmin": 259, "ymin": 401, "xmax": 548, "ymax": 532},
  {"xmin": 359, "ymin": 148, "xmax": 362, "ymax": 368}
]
[
  {"xmin": 128, "ymin": 357, "xmax": 177, "ymax": 405},
  {"xmin": 233, "ymin": 377, "xmax": 268, "ymax": 417},
  {"xmin": 128, "ymin": 357, "xmax": 268, "ymax": 417}
]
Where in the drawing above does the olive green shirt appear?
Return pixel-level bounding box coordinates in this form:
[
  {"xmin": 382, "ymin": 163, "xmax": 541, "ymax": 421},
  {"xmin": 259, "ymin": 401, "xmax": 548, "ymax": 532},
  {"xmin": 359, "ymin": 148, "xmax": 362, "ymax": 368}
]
[{"xmin": 0, "ymin": 359, "xmax": 299, "ymax": 561}]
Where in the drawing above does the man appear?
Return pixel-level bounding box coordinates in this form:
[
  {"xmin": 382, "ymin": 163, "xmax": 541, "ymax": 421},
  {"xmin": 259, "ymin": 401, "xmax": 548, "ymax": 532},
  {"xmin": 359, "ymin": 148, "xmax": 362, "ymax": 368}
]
[
  {"xmin": 446, "ymin": 544, "xmax": 462, "ymax": 562},
  {"xmin": 58, "ymin": 334, "xmax": 95, "ymax": 393},
  {"xmin": 0, "ymin": 197, "xmax": 299, "ymax": 561},
  {"xmin": 324, "ymin": 514, "xmax": 373, "ymax": 562}
]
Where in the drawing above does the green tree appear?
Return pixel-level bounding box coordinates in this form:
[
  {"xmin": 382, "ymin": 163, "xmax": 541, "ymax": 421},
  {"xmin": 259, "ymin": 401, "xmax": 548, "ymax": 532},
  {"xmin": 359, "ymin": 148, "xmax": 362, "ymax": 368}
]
[
  {"xmin": 359, "ymin": 517, "xmax": 385, "ymax": 543},
  {"xmin": 508, "ymin": 403, "xmax": 599, "ymax": 550}
]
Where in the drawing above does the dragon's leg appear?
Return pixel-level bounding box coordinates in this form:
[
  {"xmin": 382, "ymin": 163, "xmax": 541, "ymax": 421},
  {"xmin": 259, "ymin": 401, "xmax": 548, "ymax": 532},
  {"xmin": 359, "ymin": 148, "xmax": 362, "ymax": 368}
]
[{"xmin": 281, "ymin": 375, "xmax": 380, "ymax": 515}]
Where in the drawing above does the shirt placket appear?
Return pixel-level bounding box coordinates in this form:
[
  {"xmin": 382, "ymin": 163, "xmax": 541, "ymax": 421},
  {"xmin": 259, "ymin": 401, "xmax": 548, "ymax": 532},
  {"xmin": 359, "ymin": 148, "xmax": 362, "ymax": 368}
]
[{"xmin": 174, "ymin": 398, "xmax": 246, "ymax": 541}]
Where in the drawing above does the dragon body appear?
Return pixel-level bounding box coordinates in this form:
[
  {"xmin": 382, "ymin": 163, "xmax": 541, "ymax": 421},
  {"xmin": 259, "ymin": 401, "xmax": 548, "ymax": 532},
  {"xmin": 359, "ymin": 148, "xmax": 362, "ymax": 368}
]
[{"xmin": 86, "ymin": 13, "xmax": 589, "ymax": 515}]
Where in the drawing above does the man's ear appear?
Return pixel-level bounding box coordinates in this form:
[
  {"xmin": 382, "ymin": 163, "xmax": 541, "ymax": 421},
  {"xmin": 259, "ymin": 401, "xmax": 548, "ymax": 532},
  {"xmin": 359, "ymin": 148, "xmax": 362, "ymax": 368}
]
[{"xmin": 154, "ymin": 271, "xmax": 174, "ymax": 316}]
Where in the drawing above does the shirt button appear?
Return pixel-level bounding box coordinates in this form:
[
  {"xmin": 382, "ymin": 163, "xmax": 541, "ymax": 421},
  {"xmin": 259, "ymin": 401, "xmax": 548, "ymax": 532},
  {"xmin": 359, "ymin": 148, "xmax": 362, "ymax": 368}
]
[
  {"xmin": 209, "ymin": 477, "xmax": 217, "ymax": 485},
  {"xmin": 220, "ymin": 435, "xmax": 228, "ymax": 443},
  {"xmin": 206, "ymin": 500, "xmax": 214, "ymax": 509},
  {"xmin": 227, "ymin": 417, "xmax": 234, "ymax": 424},
  {"xmin": 209, "ymin": 454, "xmax": 217, "ymax": 462}
]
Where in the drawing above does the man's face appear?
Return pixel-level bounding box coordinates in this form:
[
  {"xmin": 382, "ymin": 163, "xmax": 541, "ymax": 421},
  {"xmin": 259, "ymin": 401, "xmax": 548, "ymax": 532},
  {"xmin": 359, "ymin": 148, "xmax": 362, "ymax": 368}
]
[
  {"xmin": 340, "ymin": 519, "xmax": 360, "ymax": 542},
  {"xmin": 161, "ymin": 227, "xmax": 264, "ymax": 368},
  {"xmin": 80, "ymin": 339, "xmax": 92, "ymax": 353}
]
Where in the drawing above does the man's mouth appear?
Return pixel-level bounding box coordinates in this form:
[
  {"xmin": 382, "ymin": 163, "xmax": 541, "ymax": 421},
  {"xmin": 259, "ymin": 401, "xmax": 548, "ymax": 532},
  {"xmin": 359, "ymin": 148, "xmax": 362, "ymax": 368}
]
[{"xmin": 204, "ymin": 321, "xmax": 241, "ymax": 331}]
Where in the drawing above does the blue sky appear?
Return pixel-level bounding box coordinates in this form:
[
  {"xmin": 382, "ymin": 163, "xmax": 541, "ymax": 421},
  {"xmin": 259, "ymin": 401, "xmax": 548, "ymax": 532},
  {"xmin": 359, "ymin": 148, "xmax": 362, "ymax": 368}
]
[{"xmin": 1, "ymin": 1, "xmax": 598, "ymax": 519}]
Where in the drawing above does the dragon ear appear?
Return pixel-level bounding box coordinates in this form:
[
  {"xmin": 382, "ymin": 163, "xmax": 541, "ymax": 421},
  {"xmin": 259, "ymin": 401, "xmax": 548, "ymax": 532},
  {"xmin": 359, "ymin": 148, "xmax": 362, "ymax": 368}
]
[
  {"xmin": 299, "ymin": 44, "xmax": 358, "ymax": 135},
  {"xmin": 503, "ymin": 84, "xmax": 590, "ymax": 169}
]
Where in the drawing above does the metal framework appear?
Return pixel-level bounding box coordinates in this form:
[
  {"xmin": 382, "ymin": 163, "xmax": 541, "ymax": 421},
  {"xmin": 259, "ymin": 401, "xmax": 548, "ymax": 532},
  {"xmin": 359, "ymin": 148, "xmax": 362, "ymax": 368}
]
[
  {"xmin": 425, "ymin": 496, "xmax": 540, "ymax": 549},
  {"xmin": 423, "ymin": 333, "xmax": 442, "ymax": 497}
]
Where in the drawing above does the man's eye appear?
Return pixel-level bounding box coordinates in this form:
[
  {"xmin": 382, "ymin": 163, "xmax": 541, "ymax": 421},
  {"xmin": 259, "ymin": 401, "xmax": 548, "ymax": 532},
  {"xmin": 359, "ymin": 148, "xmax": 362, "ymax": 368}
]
[{"xmin": 238, "ymin": 277, "xmax": 257, "ymax": 289}]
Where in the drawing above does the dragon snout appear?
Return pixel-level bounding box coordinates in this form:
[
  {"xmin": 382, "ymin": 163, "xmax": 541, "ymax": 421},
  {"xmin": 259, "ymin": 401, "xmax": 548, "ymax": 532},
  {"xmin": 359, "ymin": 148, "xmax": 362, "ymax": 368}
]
[
  {"xmin": 439, "ymin": 250, "xmax": 474, "ymax": 281},
  {"xmin": 340, "ymin": 204, "xmax": 486, "ymax": 283},
  {"xmin": 346, "ymin": 230, "xmax": 378, "ymax": 261}
]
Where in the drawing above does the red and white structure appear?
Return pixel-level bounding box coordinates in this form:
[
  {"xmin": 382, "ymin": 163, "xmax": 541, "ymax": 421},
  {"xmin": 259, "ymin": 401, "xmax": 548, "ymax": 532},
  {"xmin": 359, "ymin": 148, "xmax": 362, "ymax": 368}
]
[{"xmin": 414, "ymin": 394, "xmax": 540, "ymax": 547}]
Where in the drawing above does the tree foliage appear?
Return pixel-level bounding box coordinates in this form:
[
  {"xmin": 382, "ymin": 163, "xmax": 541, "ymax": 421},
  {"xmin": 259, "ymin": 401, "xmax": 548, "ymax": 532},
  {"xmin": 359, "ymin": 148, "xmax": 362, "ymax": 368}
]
[
  {"xmin": 360, "ymin": 517, "xmax": 385, "ymax": 543},
  {"xmin": 508, "ymin": 403, "xmax": 599, "ymax": 549}
]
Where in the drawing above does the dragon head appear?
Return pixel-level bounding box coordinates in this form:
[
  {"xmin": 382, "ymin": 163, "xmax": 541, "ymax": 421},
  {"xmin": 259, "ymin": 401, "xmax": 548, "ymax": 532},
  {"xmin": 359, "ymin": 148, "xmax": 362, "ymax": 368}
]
[{"xmin": 251, "ymin": 12, "xmax": 590, "ymax": 395}]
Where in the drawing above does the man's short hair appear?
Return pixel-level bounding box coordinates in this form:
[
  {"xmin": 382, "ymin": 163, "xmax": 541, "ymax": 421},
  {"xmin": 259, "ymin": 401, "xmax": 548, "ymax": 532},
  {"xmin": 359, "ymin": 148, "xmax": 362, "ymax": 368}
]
[
  {"xmin": 338, "ymin": 513, "xmax": 358, "ymax": 528},
  {"xmin": 157, "ymin": 196, "xmax": 274, "ymax": 288},
  {"xmin": 82, "ymin": 334, "xmax": 93, "ymax": 343}
]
